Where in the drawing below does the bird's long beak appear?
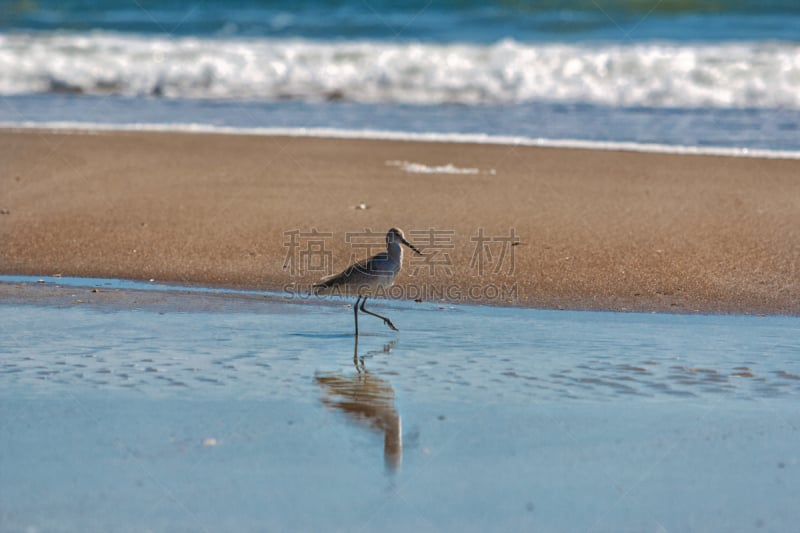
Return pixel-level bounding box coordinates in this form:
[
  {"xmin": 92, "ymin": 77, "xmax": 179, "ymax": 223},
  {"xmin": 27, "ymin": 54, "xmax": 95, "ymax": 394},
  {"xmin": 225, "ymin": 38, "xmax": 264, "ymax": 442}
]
[{"xmin": 402, "ymin": 238, "xmax": 422, "ymax": 255}]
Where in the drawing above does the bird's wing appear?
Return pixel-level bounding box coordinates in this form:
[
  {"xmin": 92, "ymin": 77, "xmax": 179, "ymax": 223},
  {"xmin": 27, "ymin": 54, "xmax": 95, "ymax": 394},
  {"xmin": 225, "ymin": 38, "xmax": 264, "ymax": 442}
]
[
  {"xmin": 361, "ymin": 252, "xmax": 393, "ymax": 276},
  {"xmin": 313, "ymin": 252, "xmax": 390, "ymax": 289}
]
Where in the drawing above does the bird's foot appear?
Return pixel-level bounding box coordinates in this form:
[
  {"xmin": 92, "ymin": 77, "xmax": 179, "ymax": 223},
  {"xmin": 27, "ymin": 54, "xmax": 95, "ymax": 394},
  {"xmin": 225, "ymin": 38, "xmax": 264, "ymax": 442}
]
[{"xmin": 384, "ymin": 319, "xmax": 399, "ymax": 331}]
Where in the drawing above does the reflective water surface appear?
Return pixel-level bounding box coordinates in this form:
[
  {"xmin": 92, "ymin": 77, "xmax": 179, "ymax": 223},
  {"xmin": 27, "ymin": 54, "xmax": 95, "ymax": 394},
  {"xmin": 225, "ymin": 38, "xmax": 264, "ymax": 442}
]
[{"xmin": 1, "ymin": 278, "xmax": 798, "ymax": 531}]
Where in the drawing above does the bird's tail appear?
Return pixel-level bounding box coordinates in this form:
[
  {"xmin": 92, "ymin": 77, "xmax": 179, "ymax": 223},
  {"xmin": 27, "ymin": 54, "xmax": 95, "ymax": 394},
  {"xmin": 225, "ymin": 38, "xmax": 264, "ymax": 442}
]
[{"xmin": 312, "ymin": 276, "xmax": 335, "ymax": 295}]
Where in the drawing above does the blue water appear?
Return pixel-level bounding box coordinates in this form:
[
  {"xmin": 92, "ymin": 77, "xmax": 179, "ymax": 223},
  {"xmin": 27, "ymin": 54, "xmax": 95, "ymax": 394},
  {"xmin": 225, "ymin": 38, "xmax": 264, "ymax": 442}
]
[
  {"xmin": 4, "ymin": 0, "xmax": 800, "ymax": 42},
  {"xmin": 1, "ymin": 0, "xmax": 799, "ymax": 151},
  {"xmin": 1, "ymin": 278, "xmax": 799, "ymax": 530},
  {"xmin": 4, "ymin": 93, "xmax": 799, "ymax": 152}
]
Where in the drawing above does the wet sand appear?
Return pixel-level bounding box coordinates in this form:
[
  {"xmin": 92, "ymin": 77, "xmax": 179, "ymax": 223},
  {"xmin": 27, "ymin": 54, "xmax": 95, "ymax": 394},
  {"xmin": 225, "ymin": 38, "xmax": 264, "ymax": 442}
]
[{"xmin": 1, "ymin": 128, "xmax": 798, "ymax": 314}]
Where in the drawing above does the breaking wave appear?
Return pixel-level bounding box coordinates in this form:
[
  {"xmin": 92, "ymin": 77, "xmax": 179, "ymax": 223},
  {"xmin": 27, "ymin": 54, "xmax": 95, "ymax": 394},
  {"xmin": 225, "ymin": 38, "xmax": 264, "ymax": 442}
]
[{"xmin": 1, "ymin": 32, "xmax": 799, "ymax": 108}]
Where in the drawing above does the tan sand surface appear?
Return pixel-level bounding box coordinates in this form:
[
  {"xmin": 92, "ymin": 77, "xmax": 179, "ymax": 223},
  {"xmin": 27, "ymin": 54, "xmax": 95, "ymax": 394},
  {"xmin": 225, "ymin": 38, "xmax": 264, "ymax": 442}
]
[{"xmin": 1, "ymin": 128, "xmax": 798, "ymax": 314}]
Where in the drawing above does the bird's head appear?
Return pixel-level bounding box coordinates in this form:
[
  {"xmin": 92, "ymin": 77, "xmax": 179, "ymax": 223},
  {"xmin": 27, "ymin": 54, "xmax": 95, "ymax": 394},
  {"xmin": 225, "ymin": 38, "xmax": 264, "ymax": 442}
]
[{"xmin": 387, "ymin": 227, "xmax": 421, "ymax": 255}]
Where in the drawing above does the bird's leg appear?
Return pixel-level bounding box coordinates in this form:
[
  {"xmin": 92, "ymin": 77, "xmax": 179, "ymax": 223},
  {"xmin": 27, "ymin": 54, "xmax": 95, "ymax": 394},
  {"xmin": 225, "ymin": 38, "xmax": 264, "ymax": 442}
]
[
  {"xmin": 353, "ymin": 335, "xmax": 362, "ymax": 372},
  {"xmin": 354, "ymin": 296, "xmax": 362, "ymax": 336},
  {"xmin": 360, "ymin": 297, "xmax": 399, "ymax": 332}
]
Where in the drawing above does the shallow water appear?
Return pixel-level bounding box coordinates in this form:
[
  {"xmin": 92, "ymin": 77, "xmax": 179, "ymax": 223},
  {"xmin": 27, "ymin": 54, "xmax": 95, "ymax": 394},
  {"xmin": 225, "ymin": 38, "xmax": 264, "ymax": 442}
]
[
  {"xmin": 5, "ymin": 96, "xmax": 800, "ymax": 154},
  {"xmin": 1, "ymin": 278, "xmax": 799, "ymax": 531}
]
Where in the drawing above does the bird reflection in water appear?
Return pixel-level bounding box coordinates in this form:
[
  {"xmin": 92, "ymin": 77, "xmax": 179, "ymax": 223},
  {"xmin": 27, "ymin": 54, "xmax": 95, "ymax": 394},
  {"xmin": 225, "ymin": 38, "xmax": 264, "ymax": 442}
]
[{"xmin": 315, "ymin": 337, "xmax": 402, "ymax": 472}]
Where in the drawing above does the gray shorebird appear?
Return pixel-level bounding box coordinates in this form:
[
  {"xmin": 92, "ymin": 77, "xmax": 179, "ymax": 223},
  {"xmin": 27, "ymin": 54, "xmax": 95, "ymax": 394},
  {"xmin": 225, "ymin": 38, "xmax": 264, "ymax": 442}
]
[{"xmin": 314, "ymin": 228, "xmax": 421, "ymax": 336}]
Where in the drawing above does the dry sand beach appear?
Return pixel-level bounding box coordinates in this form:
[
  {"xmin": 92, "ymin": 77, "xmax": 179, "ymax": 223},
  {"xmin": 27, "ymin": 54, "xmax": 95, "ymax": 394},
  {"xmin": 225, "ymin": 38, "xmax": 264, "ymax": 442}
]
[{"xmin": 1, "ymin": 128, "xmax": 798, "ymax": 314}]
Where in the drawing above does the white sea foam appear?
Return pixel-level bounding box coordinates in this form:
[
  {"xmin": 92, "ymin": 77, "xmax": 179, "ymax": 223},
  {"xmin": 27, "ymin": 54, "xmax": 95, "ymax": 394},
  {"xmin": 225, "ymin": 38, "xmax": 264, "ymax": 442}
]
[
  {"xmin": 3, "ymin": 121, "xmax": 800, "ymax": 159},
  {"xmin": 2, "ymin": 32, "xmax": 799, "ymax": 108},
  {"xmin": 386, "ymin": 160, "xmax": 485, "ymax": 174}
]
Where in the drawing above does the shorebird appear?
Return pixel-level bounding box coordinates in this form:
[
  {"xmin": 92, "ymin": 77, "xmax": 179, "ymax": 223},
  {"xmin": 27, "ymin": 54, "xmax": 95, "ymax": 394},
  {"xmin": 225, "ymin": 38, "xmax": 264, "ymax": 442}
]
[{"xmin": 314, "ymin": 228, "xmax": 421, "ymax": 336}]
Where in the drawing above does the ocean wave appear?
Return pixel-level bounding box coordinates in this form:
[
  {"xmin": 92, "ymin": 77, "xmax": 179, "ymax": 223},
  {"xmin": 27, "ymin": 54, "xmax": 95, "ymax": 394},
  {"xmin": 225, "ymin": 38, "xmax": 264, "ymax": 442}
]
[{"xmin": 1, "ymin": 32, "xmax": 799, "ymax": 108}]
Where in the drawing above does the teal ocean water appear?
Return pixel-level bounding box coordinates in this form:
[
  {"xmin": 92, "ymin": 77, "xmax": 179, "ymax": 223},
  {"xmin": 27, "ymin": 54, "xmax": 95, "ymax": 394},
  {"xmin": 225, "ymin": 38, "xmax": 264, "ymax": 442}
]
[{"xmin": 5, "ymin": 0, "xmax": 800, "ymax": 41}]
